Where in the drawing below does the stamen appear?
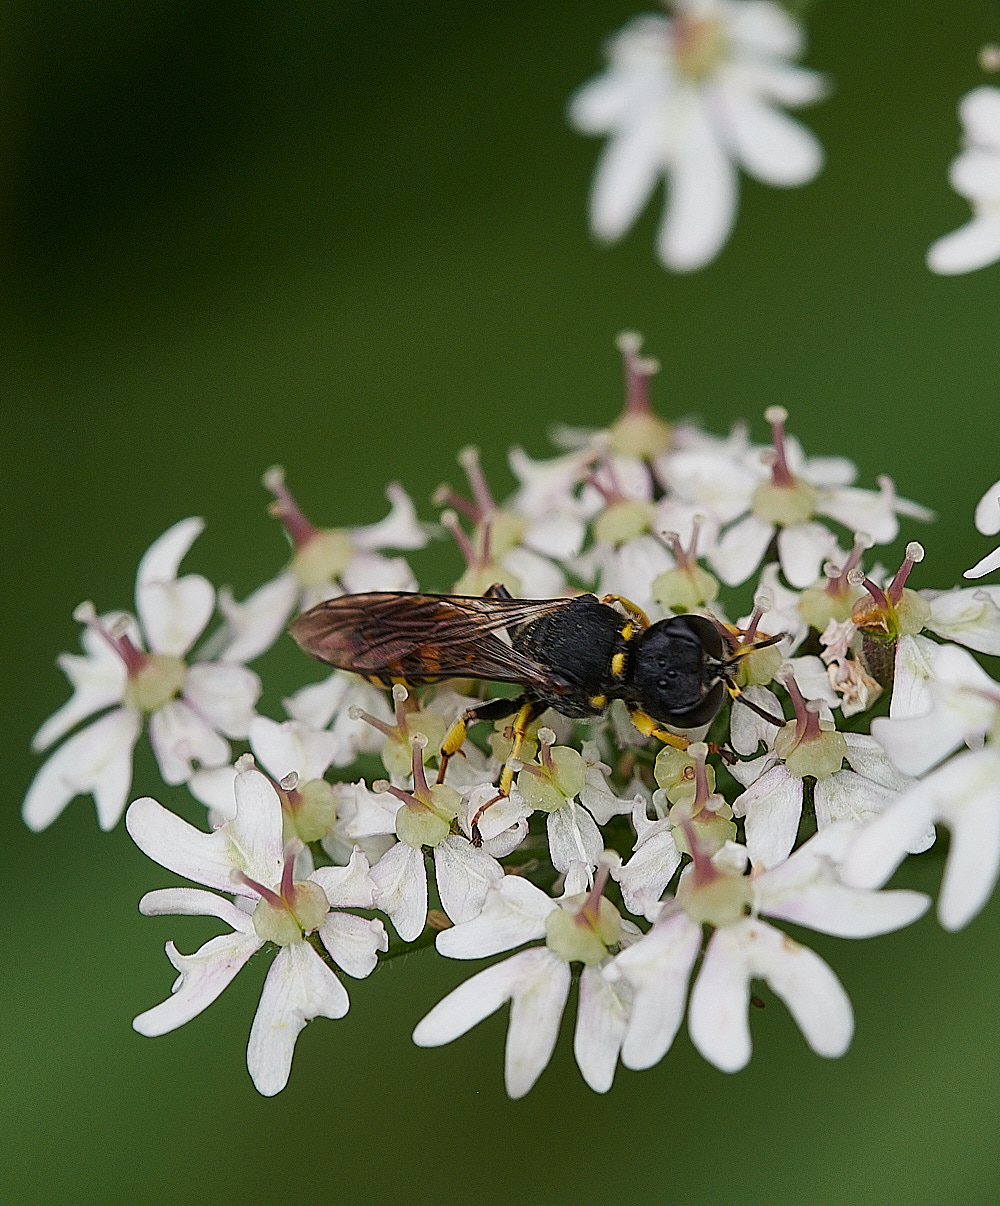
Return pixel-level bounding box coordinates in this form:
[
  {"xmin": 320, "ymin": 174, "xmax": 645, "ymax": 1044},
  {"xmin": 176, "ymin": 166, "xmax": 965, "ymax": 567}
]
[
  {"xmin": 432, "ymin": 483, "xmax": 479, "ymax": 523},
  {"xmin": 440, "ymin": 510, "xmax": 477, "ymax": 569},
  {"xmin": 233, "ymin": 869, "xmax": 283, "ymax": 909},
  {"xmin": 763, "ymin": 405, "xmax": 795, "ymax": 488},
  {"xmin": 457, "ymin": 445, "xmax": 496, "ymax": 517},
  {"xmin": 373, "ymin": 778, "xmax": 419, "ymax": 808},
  {"xmin": 410, "ymin": 733, "xmax": 430, "ymax": 797},
  {"xmin": 578, "ymin": 859, "xmax": 612, "ymax": 927},
  {"xmin": 348, "ymin": 705, "xmax": 397, "ymax": 741},
  {"xmin": 782, "ymin": 671, "xmax": 822, "ymax": 744},
  {"xmin": 824, "ymin": 532, "xmax": 872, "ymax": 595},
  {"xmin": 689, "ymin": 742, "xmax": 712, "ymax": 812},
  {"xmin": 262, "ymin": 465, "xmax": 318, "ymax": 550},
  {"xmin": 392, "ymin": 682, "xmax": 410, "ymax": 730},
  {"xmin": 537, "ymin": 726, "xmax": 556, "ymax": 773},
  {"xmin": 616, "ymin": 330, "xmax": 660, "ymax": 415},
  {"xmin": 73, "ymin": 601, "xmax": 146, "ymax": 675},
  {"xmin": 886, "ymin": 541, "xmax": 925, "ymax": 604}
]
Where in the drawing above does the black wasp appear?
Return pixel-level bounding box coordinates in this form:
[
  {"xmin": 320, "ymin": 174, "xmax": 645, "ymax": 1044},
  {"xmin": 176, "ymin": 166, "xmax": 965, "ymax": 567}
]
[{"xmin": 290, "ymin": 586, "xmax": 780, "ymax": 793}]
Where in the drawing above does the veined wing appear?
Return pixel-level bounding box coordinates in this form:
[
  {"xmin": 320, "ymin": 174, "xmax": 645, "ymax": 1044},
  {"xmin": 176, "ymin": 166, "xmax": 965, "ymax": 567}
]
[{"xmin": 289, "ymin": 591, "xmax": 578, "ymax": 690}]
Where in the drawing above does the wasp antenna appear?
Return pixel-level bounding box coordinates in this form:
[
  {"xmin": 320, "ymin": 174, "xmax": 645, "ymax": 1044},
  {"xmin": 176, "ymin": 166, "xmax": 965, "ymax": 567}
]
[{"xmin": 732, "ymin": 691, "xmax": 786, "ymax": 728}]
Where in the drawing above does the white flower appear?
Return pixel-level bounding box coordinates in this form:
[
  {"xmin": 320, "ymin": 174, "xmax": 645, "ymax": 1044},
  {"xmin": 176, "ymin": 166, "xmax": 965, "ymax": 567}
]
[
  {"xmin": 965, "ymin": 475, "xmax": 1000, "ymax": 579},
  {"xmin": 126, "ymin": 758, "xmax": 387, "ymax": 1095},
  {"xmin": 414, "ymin": 869, "xmax": 636, "ymax": 1097},
  {"xmin": 611, "ymin": 826, "xmax": 928, "ymax": 1072},
  {"xmin": 569, "ymin": 0, "xmax": 826, "ymax": 271},
  {"xmin": 927, "ymin": 88, "xmax": 1000, "ymax": 275},
  {"xmin": 846, "ymin": 644, "xmax": 1000, "ymax": 930},
  {"xmin": 24, "ymin": 518, "xmax": 261, "ymax": 831}
]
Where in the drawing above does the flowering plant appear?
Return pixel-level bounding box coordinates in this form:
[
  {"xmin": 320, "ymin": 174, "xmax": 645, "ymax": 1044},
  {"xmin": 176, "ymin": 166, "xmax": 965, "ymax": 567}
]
[{"xmin": 25, "ymin": 330, "xmax": 1000, "ymax": 1099}]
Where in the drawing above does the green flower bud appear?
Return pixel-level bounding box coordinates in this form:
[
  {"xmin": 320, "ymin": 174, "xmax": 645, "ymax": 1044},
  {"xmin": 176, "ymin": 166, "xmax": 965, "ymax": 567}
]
[
  {"xmin": 776, "ymin": 723, "xmax": 847, "ymax": 780},
  {"xmin": 677, "ymin": 871, "xmax": 752, "ymax": 928},
  {"xmin": 544, "ymin": 896, "xmax": 621, "ymax": 964},
  {"xmin": 396, "ymin": 803, "xmax": 450, "ymax": 849},
  {"xmin": 593, "ymin": 500, "xmax": 656, "ymax": 547},
  {"xmin": 607, "ymin": 411, "xmax": 672, "ymax": 459},
  {"xmin": 289, "ymin": 778, "xmax": 338, "ymax": 843},
  {"xmin": 751, "ymin": 478, "xmax": 817, "ymax": 527},
  {"xmin": 651, "ymin": 565, "xmax": 720, "ymax": 612},
  {"xmin": 895, "ymin": 588, "xmax": 932, "ymax": 636}
]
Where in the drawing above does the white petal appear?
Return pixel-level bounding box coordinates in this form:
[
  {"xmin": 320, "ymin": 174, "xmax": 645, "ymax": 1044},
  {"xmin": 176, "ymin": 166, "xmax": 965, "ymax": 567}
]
[
  {"xmin": 729, "ymin": 0, "xmax": 803, "ymax": 58},
  {"xmin": 732, "ymin": 764, "xmax": 803, "ymax": 868},
  {"xmin": 433, "ymin": 836, "xmax": 504, "ymax": 925},
  {"xmin": 974, "ymin": 478, "xmax": 1000, "ymax": 536},
  {"xmin": 889, "ymin": 633, "xmax": 938, "ymax": 720},
  {"xmin": 32, "ymin": 632, "xmax": 128, "ymax": 752},
  {"xmin": 817, "ymin": 485, "xmax": 898, "ymax": 543},
  {"xmin": 500, "ymin": 546, "xmax": 565, "ymax": 599},
  {"xmin": 248, "ymin": 715, "xmax": 340, "ymax": 783},
  {"xmin": 959, "ymin": 85, "xmax": 1000, "ymax": 150},
  {"xmin": 317, "ymin": 912, "xmax": 388, "ymax": 978},
  {"xmin": 965, "ymin": 544, "xmax": 1000, "ymax": 580},
  {"xmin": 777, "ymin": 522, "xmax": 837, "ymax": 589},
  {"xmin": 715, "ymin": 85, "xmax": 823, "ymax": 186},
  {"xmin": 759, "ymin": 860, "xmax": 929, "ymax": 938},
  {"xmin": 337, "ymin": 779, "xmax": 401, "ymax": 839},
  {"xmin": 137, "ymin": 545, "xmax": 215, "ymax": 656},
  {"xmin": 580, "ymin": 764, "xmax": 636, "ymax": 825},
  {"xmin": 547, "ymin": 802, "xmax": 604, "ymax": 874},
  {"xmin": 937, "ymin": 754, "xmax": 1000, "ymax": 930},
  {"xmin": 690, "ymin": 919, "xmax": 852, "ymax": 1071},
  {"xmin": 184, "ymin": 662, "xmax": 260, "ymax": 739},
  {"xmin": 709, "ymin": 514, "xmax": 774, "ymax": 587},
  {"xmin": 435, "ymin": 875, "xmax": 556, "ymax": 959},
  {"xmin": 813, "ymin": 769, "xmax": 898, "ymax": 830},
  {"xmin": 504, "ymin": 950, "xmax": 572, "ymax": 1098},
  {"xmin": 213, "ymin": 573, "xmax": 299, "ymax": 663},
  {"xmin": 574, "ymin": 965, "xmax": 631, "ymax": 1093},
  {"xmin": 23, "ymin": 707, "xmax": 140, "ymax": 832},
  {"xmin": 350, "ymin": 484, "xmax": 427, "ymax": 551},
  {"xmin": 588, "ymin": 112, "xmax": 664, "ymax": 242},
  {"xmin": 148, "ymin": 699, "xmax": 230, "ymax": 785},
  {"xmin": 843, "ymin": 730, "xmax": 918, "ymax": 793},
  {"xmin": 840, "ymin": 788, "xmax": 938, "ymax": 891},
  {"xmin": 659, "ymin": 90, "xmax": 738, "ymax": 272},
  {"xmin": 736, "ymin": 60, "xmax": 826, "ymax": 107},
  {"xmin": 283, "ymin": 671, "xmax": 351, "ymax": 728},
  {"xmin": 949, "ymin": 147, "xmax": 1000, "ymax": 201},
  {"xmin": 925, "ymin": 586, "xmax": 1000, "ymax": 655},
  {"xmin": 247, "ymin": 942, "xmax": 350, "ymax": 1096},
  {"xmin": 370, "ymin": 841, "xmax": 427, "ymax": 941},
  {"xmin": 614, "ymin": 827, "xmax": 682, "ymax": 921},
  {"xmin": 615, "ymin": 910, "xmax": 702, "ymax": 1070},
  {"xmin": 730, "ymin": 685, "xmax": 782, "ymax": 755},
  {"xmin": 310, "ymin": 848, "xmax": 378, "ymax": 909},
  {"xmin": 927, "ymin": 215, "xmax": 1000, "ymax": 275},
  {"xmin": 138, "ymin": 886, "xmax": 256, "ymax": 931},
  {"xmin": 133, "ymin": 931, "xmax": 261, "ymax": 1037},
  {"xmin": 341, "ymin": 552, "xmax": 417, "ymax": 595}
]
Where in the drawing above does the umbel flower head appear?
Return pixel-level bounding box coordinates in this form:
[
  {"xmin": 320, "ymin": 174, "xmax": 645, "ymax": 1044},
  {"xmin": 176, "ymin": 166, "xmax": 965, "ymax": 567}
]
[
  {"xmin": 569, "ymin": 0, "xmax": 827, "ymax": 271},
  {"xmin": 25, "ymin": 331, "xmax": 1000, "ymax": 1100}
]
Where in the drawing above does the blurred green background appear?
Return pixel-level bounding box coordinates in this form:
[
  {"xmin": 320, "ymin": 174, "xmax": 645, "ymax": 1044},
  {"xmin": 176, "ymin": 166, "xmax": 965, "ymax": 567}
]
[{"xmin": 4, "ymin": 1, "xmax": 1000, "ymax": 1203}]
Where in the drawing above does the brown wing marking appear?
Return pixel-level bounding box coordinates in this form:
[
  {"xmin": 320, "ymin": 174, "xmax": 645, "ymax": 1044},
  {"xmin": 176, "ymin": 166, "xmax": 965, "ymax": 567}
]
[{"xmin": 289, "ymin": 591, "xmax": 577, "ymax": 691}]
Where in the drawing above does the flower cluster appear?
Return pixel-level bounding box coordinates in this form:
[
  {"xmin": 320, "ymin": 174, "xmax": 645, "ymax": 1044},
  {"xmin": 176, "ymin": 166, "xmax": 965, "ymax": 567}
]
[{"xmin": 24, "ymin": 332, "xmax": 1000, "ymax": 1099}]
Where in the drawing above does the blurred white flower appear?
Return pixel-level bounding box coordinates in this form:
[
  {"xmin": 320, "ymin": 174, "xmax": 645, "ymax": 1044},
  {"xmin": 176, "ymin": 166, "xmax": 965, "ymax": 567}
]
[
  {"xmin": 965, "ymin": 475, "xmax": 1000, "ymax": 578},
  {"xmin": 928, "ymin": 87, "xmax": 1000, "ymax": 275},
  {"xmin": 569, "ymin": 0, "xmax": 826, "ymax": 271}
]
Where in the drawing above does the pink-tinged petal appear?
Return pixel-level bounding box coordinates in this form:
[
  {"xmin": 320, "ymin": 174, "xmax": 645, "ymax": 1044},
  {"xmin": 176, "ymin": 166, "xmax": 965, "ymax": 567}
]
[
  {"xmin": 133, "ymin": 931, "xmax": 261, "ymax": 1037},
  {"xmin": 925, "ymin": 586, "xmax": 1000, "ymax": 655},
  {"xmin": 732, "ymin": 764, "xmax": 802, "ymax": 869},
  {"xmin": 247, "ymin": 942, "xmax": 350, "ymax": 1097},
  {"xmin": 248, "ymin": 715, "xmax": 339, "ymax": 783},
  {"xmin": 616, "ymin": 910, "xmax": 702, "ymax": 1070},
  {"xmin": 840, "ymin": 787, "xmax": 938, "ymax": 891},
  {"xmin": 148, "ymin": 699, "xmax": 230, "ymax": 785},
  {"xmin": 136, "ymin": 517, "xmax": 204, "ymax": 588},
  {"xmin": 709, "ymin": 515, "xmax": 774, "ymax": 587},
  {"xmin": 715, "ymin": 86, "xmax": 823, "ymax": 186},
  {"xmin": 138, "ymin": 573, "xmax": 215, "ymax": 659},
  {"xmin": 433, "ymin": 836, "xmax": 504, "ymax": 926},
  {"xmin": 317, "ymin": 912, "xmax": 388, "ymax": 978},
  {"xmin": 937, "ymin": 755, "xmax": 1000, "ymax": 930},
  {"xmin": 975, "ymin": 478, "xmax": 1000, "ymax": 537},
  {"xmin": 370, "ymin": 841, "xmax": 427, "ymax": 941},
  {"xmin": 659, "ymin": 91, "xmax": 738, "ymax": 271},
  {"xmin": 310, "ymin": 849, "xmax": 377, "ymax": 910},
  {"xmin": 927, "ymin": 215, "xmax": 1000, "ymax": 275},
  {"xmin": 351, "ymin": 483, "xmax": 427, "ymax": 552},
  {"xmin": 777, "ymin": 523, "xmax": 837, "ymax": 589},
  {"xmin": 184, "ymin": 662, "xmax": 260, "ymax": 739},
  {"xmin": 547, "ymin": 802, "xmax": 603, "ymax": 874},
  {"xmin": 435, "ymin": 876, "xmax": 555, "ymax": 959},
  {"xmin": 959, "ymin": 86, "xmax": 1000, "ymax": 151},
  {"xmin": 966, "ymin": 544, "xmax": 1000, "ymax": 580},
  {"xmin": 23, "ymin": 707, "xmax": 140, "ymax": 832},
  {"xmin": 574, "ymin": 965, "xmax": 631, "ymax": 1093},
  {"xmin": 33, "ymin": 638, "xmax": 128, "ymax": 752},
  {"xmin": 138, "ymin": 887, "xmax": 256, "ymax": 931},
  {"xmin": 213, "ymin": 573, "xmax": 299, "ymax": 663},
  {"xmin": 588, "ymin": 111, "xmax": 664, "ymax": 242}
]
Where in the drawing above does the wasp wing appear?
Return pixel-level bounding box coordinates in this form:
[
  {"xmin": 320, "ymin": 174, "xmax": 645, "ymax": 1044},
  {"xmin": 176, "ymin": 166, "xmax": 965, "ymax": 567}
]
[{"xmin": 289, "ymin": 591, "xmax": 578, "ymax": 691}]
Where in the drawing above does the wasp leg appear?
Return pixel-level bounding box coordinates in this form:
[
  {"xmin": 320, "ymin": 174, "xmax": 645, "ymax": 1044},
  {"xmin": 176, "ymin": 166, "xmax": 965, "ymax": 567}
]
[
  {"xmin": 599, "ymin": 594, "xmax": 650, "ymax": 633},
  {"xmin": 483, "ymin": 582, "xmax": 515, "ymax": 600},
  {"xmin": 435, "ymin": 694, "xmax": 525, "ymax": 785},
  {"xmin": 627, "ymin": 706, "xmax": 692, "ymax": 751},
  {"xmin": 469, "ymin": 698, "xmax": 546, "ymax": 846}
]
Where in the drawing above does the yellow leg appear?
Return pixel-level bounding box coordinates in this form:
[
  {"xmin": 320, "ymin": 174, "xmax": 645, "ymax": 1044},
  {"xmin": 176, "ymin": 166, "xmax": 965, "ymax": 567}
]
[
  {"xmin": 600, "ymin": 594, "xmax": 650, "ymax": 632},
  {"xmin": 628, "ymin": 707, "xmax": 691, "ymax": 751}
]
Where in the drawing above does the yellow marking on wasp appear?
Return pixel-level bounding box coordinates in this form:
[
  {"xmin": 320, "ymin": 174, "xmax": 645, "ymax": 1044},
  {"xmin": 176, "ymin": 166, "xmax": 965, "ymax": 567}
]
[
  {"xmin": 440, "ymin": 717, "xmax": 469, "ymax": 758},
  {"xmin": 589, "ymin": 694, "xmax": 607, "ymax": 709},
  {"xmin": 621, "ymin": 623, "xmax": 635, "ymax": 642},
  {"xmin": 610, "ymin": 652, "xmax": 626, "ymax": 679}
]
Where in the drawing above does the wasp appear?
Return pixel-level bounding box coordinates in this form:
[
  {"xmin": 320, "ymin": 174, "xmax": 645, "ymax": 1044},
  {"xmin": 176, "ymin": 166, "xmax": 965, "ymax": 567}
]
[{"xmin": 290, "ymin": 586, "xmax": 782, "ymax": 796}]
